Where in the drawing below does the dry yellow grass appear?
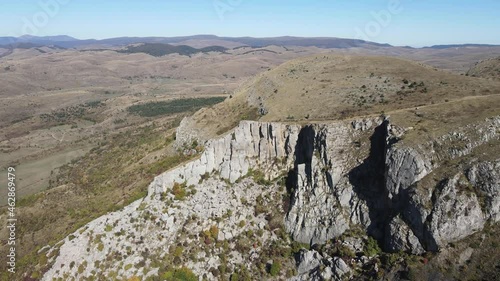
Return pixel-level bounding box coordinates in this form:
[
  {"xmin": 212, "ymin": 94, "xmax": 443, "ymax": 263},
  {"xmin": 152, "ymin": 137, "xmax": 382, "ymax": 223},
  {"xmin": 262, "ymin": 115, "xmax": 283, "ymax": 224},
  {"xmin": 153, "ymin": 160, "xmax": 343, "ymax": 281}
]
[
  {"xmin": 186, "ymin": 54, "xmax": 500, "ymax": 140},
  {"xmin": 0, "ymin": 46, "xmax": 324, "ymax": 203},
  {"xmin": 467, "ymin": 56, "xmax": 500, "ymax": 80}
]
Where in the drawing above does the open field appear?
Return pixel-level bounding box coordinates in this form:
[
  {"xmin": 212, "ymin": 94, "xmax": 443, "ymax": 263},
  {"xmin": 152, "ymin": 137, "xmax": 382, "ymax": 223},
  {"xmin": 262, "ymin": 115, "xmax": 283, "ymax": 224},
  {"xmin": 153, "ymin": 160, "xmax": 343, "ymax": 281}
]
[{"xmin": 0, "ymin": 145, "xmax": 92, "ymax": 205}]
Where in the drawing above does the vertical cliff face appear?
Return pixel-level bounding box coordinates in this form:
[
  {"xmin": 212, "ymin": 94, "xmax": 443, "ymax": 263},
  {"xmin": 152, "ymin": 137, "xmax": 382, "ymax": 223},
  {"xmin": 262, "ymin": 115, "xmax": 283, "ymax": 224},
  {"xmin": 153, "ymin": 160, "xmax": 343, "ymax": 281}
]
[
  {"xmin": 160, "ymin": 118, "xmax": 389, "ymax": 246},
  {"xmin": 151, "ymin": 121, "xmax": 301, "ymax": 196},
  {"xmin": 385, "ymin": 147, "xmax": 432, "ymax": 199},
  {"xmin": 382, "ymin": 117, "xmax": 500, "ymax": 253},
  {"xmin": 467, "ymin": 160, "xmax": 500, "ymax": 222},
  {"xmin": 426, "ymin": 174, "xmax": 486, "ymax": 250},
  {"xmin": 42, "ymin": 117, "xmax": 500, "ymax": 281},
  {"xmin": 138, "ymin": 115, "xmax": 500, "ymax": 248},
  {"xmin": 285, "ymin": 116, "xmax": 500, "ymax": 254},
  {"xmin": 285, "ymin": 119, "xmax": 383, "ymax": 245}
]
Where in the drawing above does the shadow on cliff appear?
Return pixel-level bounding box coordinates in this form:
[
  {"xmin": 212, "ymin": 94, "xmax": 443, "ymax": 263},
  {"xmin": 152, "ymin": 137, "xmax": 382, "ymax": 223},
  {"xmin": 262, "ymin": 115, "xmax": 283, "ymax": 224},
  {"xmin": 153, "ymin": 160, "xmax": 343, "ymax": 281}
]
[
  {"xmin": 284, "ymin": 122, "xmax": 391, "ymax": 236},
  {"xmin": 284, "ymin": 121, "xmax": 438, "ymax": 252},
  {"xmin": 295, "ymin": 125, "xmax": 316, "ymax": 183},
  {"xmin": 284, "ymin": 125, "xmax": 315, "ymax": 210},
  {"xmin": 348, "ymin": 121, "xmax": 391, "ymax": 240}
]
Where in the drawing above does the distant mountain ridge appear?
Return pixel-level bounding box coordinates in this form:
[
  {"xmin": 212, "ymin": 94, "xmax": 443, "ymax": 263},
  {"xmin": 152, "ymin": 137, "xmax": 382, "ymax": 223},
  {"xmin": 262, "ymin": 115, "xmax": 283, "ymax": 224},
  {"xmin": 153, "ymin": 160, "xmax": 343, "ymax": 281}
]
[
  {"xmin": 0, "ymin": 35, "xmax": 390, "ymax": 49},
  {"xmin": 17, "ymin": 35, "xmax": 77, "ymax": 42},
  {"xmin": 1, "ymin": 35, "xmax": 499, "ymax": 50},
  {"xmin": 424, "ymin": 43, "xmax": 500, "ymax": 49}
]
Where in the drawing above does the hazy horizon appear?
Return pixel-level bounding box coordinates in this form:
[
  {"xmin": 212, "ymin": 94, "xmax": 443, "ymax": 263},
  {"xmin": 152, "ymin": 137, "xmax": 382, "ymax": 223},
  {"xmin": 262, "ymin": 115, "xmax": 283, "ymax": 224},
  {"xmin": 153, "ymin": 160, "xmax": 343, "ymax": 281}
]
[
  {"xmin": 1, "ymin": 0, "xmax": 500, "ymax": 48},
  {"xmin": 3, "ymin": 33, "xmax": 500, "ymax": 49}
]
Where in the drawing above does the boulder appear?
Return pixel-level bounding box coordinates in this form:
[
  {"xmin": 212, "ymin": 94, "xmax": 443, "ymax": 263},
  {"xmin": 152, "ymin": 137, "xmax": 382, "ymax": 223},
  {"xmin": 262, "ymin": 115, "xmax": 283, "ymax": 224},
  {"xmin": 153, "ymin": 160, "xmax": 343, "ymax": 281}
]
[{"xmin": 426, "ymin": 174, "xmax": 485, "ymax": 250}]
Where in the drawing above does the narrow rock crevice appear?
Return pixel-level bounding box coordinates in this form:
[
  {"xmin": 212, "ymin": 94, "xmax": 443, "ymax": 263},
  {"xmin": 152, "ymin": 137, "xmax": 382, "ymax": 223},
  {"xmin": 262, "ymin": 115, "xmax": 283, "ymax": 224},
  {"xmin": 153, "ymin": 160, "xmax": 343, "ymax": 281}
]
[
  {"xmin": 348, "ymin": 121, "xmax": 390, "ymax": 241},
  {"xmin": 295, "ymin": 125, "xmax": 316, "ymax": 184}
]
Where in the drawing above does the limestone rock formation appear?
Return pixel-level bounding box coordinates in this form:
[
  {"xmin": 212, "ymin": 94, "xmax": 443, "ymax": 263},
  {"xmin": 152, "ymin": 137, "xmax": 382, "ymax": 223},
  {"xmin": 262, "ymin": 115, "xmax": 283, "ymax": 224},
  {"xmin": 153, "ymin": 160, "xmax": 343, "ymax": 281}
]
[
  {"xmin": 291, "ymin": 250, "xmax": 351, "ymax": 281},
  {"xmin": 385, "ymin": 146, "xmax": 432, "ymax": 199},
  {"xmin": 42, "ymin": 116, "xmax": 500, "ymax": 280},
  {"xmin": 284, "ymin": 120, "xmax": 381, "ymax": 245},
  {"xmin": 467, "ymin": 160, "xmax": 500, "ymax": 222},
  {"xmin": 385, "ymin": 216, "xmax": 425, "ymax": 255},
  {"xmin": 426, "ymin": 174, "xmax": 485, "ymax": 250}
]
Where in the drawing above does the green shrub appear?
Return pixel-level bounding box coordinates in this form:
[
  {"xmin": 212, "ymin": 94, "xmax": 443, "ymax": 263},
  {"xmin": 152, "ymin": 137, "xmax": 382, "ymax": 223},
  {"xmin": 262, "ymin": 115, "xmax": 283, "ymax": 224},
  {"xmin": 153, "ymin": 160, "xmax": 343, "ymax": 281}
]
[
  {"xmin": 247, "ymin": 169, "xmax": 272, "ymax": 185},
  {"xmin": 77, "ymin": 264, "xmax": 85, "ymax": 274},
  {"xmin": 291, "ymin": 241, "xmax": 310, "ymax": 254},
  {"xmin": 172, "ymin": 182, "xmax": 187, "ymax": 200},
  {"xmin": 232, "ymin": 265, "xmax": 252, "ymax": 281},
  {"xmin": 337, "ymin": 245, "xmax": 356, "ymax": 259},
  {"xmin": 38, "ymin": 254, "xmax": 48, "ymax": 266},
  {"xmin": 199, "ymin": 172, "xmax": 210, "ymax": 183},
  {"xmin": 173, "ymin": 246, "xmax": 183, "ymax": 257},
  {"xmin": 230, "ymin": 273, "xmax": 239, "ymax": 281},
  {"xmin": 238, "ymin": 220, "xmax": 246, "ymax": 228},
  {"xmin": 190, "ymin": 140, "xmax": 198, "ymax": 149},
  {"xmin": 380, "ymin": 253, "xmax": 400, "ymax": 268},
  {"xmin": 364, "ymin": 236, "xmax": 382, "ymax": 257},
  {"xmin": 269, "ymin": 262, "xmax": 281, "ymax": 277},
  {"xmin": 406, "ymin": 268, "xmax": 418, "ymax": 281},
  {"xmin": 148, "ymin": 153, "xmax": 193, "ymax": 176},
  {"xmin": 163, "ymin": 267, "xmax": 198, "ymax": 281},
  {"xmin": 209, "ymin": 225, "xmax": 219, "ymax": 238},
  {"xmin": 30, "ymin": 271, "xmax": 41, "ymax": 279},
  {"xmin": 173, "ymin": 267, "xmax": 198, "ymax": 281}
]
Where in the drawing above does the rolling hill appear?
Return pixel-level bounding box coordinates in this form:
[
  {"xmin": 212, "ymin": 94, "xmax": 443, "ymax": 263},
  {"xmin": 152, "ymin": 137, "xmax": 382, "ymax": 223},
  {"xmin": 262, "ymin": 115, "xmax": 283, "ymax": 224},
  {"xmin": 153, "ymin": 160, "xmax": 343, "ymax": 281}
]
[
  {"xmin": 178, "ymin": 54, "xmax": 500, "ymax": 142},
  {"xmin": 467, "ymin": 56, "xmax": 500, "ymax": 80}
]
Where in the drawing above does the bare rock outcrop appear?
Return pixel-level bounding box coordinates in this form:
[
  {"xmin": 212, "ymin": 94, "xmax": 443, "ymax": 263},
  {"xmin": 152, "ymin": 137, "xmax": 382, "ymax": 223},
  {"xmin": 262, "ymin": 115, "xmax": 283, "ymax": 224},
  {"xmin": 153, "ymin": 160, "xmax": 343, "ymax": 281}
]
[
  {"xmin": 385, "ymin": 146, "xmax": 432, "ymax": 199},
  {"xmin": 426, "ymin": 174, "xmax": 485, "ymax": 251},
  {"xmin": 467, "ymin": 160, "xmax": 500, "ymax": 222},
  {"xmin": 153, "ymin": 121, "xmax": 300, "ymax": 194},
  {"xmin": 385, "ymin": 216, "xmax": 425, "ymax": 255},
  {"xmin": 285, "ymin": 119, "xmax": 384, "ymax": 244},
  {"xmin": 291, "ymin": 250, "xmax": 351, "ymax": 281},
  {"xmin": 42, "ymin": 116, "xmax": 500, "ymax": 280}
]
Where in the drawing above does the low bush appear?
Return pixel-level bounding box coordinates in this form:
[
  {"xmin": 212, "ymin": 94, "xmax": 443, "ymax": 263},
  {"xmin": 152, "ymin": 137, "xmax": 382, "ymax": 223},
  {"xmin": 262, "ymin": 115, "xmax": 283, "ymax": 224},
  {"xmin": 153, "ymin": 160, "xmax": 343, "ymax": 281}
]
[
  {"xmin": 172, "ymin": 182, "xmax": 187, "ymax": 200},
  {"xmin": 162, "ymin": 267, "xmax": 198, "ymax": 281},
  {"xmin": 269, "ymin": 262, "xmax": 281, "ymax": 277},
  {"xmin": 364, "ymin": 236, "xmax": 382, "ymax": 257}
]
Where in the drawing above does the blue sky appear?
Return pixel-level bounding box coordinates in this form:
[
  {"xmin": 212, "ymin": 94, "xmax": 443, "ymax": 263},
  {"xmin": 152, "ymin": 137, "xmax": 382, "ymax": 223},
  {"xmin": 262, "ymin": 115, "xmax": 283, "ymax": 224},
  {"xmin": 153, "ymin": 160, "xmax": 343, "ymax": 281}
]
[{"xmin": 1, "ymin": 0, "xmax": 499, "ymax": 47}]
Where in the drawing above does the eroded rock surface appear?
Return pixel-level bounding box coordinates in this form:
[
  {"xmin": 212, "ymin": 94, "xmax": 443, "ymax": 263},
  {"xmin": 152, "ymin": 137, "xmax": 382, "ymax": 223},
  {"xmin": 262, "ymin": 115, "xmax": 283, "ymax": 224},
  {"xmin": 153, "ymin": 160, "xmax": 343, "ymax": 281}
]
[
  {"xmin": 42, "ymin": 116, "xmax": 500, "ymax": 280},
  {"xmin": 467, "ymin": 160, "xmax": 500, "ymax": 222},
  {"xmin": 291, "ymin": 250, "xmax": 352, "ymax": 281}
]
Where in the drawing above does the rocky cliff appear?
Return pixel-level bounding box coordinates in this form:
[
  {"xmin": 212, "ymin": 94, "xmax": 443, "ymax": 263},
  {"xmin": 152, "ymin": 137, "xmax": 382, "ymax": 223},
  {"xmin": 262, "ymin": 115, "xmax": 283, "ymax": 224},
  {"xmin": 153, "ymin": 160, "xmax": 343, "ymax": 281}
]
[{"xmin": 42, "ymin": 116, "xmax": 500, "ymax": 280}]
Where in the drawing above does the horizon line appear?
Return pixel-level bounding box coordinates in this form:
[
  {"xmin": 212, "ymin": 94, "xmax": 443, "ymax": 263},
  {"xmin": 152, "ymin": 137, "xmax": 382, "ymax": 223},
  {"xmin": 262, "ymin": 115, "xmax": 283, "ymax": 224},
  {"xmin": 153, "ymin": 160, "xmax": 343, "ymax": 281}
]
[{"xmin": 3, "ymin": 34, "xmax": 500, "ymax": 49}]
